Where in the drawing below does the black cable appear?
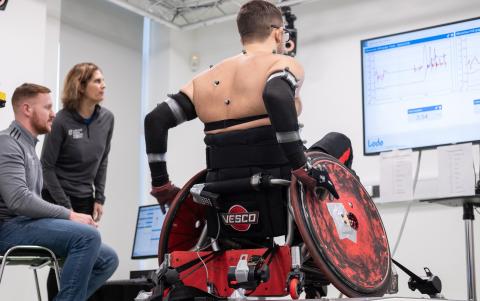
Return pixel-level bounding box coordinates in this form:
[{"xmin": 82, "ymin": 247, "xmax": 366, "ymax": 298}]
[
  {"xmin": 477, "ymin": 145, "xmax": 480, "ymax": 193},
  {"xmin": 473, "ymin": 146, "xmax": 478, "ymax": 188},
  {"xmin": 474, "ymin": 161, "xmax": 478, "ymax": 186},
  {"xmin": 392, "ymin": 150, "xmax": 422, "ymax": 256}
]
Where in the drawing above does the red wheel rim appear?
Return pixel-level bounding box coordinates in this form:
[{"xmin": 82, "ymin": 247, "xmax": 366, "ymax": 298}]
[
  {"xmin": 291, "ymin": 152, "xmax": 391, "ymax": 296},
  {"xmin": 158, "ymin": 170, "xmax": 208, "ymax": 264}
]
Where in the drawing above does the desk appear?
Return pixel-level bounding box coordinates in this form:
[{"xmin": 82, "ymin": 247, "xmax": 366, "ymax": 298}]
[{"xmin": 420, "ymin": 195, "xmax": 480, "ymax": 301}]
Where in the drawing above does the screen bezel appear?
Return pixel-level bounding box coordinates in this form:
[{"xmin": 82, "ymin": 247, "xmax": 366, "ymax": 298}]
[
  {"xmin": 131, "ymin": 204, "xmax": 163, "ymax": 260},
  {"xmin": 361, "ymin": 16, "xmax": 480, "ymax": 156}
]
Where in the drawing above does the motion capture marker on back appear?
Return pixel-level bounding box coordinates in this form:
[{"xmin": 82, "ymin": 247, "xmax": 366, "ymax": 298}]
[
  {"xmin": 242, "ymin": 49, "xmax": 247, "ymax": 55},
  {"xmin": 213, "ymin": 80, "xmax": 220, "ymax": 86},
  {"xmin": 209, "ymin": 65, "xmax": 214, "ymax": 69},
  {"xmin": 224, "ymin": 99, "xmax": 231, "ymax": 105},
  {"xmin": 147, "ymin": 153, "xmax": 167, "ymax": 163},
  {"xmin": 266, "ymin": 68, "xmax": 298, "ymax": 90},
  {"xmin": 165, "ymin": 97, "xmax": 187, "ymax": 125}
]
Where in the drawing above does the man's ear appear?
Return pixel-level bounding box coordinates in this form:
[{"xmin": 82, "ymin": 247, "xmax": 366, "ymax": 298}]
[
  {"xmin": 22, "ymin": 102, "xmax": 32, "ymax": 117},
  {"xmin": 274, "ymin": 29, "xmax": 282, "ymax": 44}
]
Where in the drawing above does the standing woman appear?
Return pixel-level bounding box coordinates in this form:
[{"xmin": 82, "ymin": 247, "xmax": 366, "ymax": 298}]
[
  {"xmin": 41, "ymin": 63, "xmax": 115, "ymax": 300},
  {"xmin": 41, "ymin": 62, "xmax": 114, "ymax": 220}
]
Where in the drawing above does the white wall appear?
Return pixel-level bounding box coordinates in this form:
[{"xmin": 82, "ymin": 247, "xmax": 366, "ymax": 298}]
[
  {"xmin": 0, "ymin": 0, "xmax": 51, "ymax": 299},
  {"xmin": 2, "ymin": 0, "xmax": 144, "ymax": 299},
  {"xmin": 292, "ymin": 4, "xmax": 480, "ymax": 298},
  {"xmin": 59, "ymin": 0, "xmax": 144, "ymax": 281},
  {"xmin": 1, "ymin": 0, "xmax": 480, "ymax": 300},
  {"xmin": 0, "ymin": 0, "xmax": 46, "ymax": 127},
  {"xmin": 150, "ymin": 0, "xmax": 480, "ymax": 299},
  {"xmin": 137, "ymin": 20, "xmax": 207, "ymax": 270}
]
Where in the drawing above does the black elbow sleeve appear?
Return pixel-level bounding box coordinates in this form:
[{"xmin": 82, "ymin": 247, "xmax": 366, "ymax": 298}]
[
  {"xmin": 263, "ymin": 75, "xmax": 306, "ymax": 169},
  {"xmin": 144, "ymin": 104, "xmax": 174, "ymax": 186},
  {"xmin": 144, "ymin": 92, "xmax": 197, "ymax": 154},
  {"xmin": 168, "ymin": 91, "xmax": 197, "ymax": 121},
  {"xmin": 144, "ymin": 92, "xmax": 196, "ymax": 186},
  {"xmin": 144, "ymin": 102, "xmax": 175, "ymax": 154}
]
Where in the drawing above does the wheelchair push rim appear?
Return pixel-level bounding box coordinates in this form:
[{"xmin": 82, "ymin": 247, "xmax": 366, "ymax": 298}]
[{"xmin": 291, "ymin": 152, "xmax": 391, "ymax": 297}]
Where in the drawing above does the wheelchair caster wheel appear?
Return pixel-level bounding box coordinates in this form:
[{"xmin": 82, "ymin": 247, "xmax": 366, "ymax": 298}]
[{"xmin": 289, "ymin": 278, "xmax": 301, "ymax": 299}]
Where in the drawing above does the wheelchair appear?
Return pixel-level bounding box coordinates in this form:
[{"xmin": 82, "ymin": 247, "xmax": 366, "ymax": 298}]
[{"xmin": 151, "ymin": 151, "xmax": 392, "ymax": 300}]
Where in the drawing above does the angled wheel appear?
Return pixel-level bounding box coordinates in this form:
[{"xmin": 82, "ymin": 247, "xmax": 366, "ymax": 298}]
[
  {"xmin": 290, "ymin": 152, "xmax": 391, "ymax": 297},
  {"xmin": 157, "ymin": 170, "xmax": 208, "ymax": 264},
  {"xmin": 288, "ymin": 278, "xmax": 301, "ymax": 299}
]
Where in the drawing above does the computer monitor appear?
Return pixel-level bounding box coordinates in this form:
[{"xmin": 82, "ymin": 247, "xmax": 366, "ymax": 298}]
[
  {"xmin": 361, "ymin": 17, "xmax": 480, "ymax": 155},
  {"xmin": 131, "ymin": 204, "xmax": 165, "ymax": 259}
]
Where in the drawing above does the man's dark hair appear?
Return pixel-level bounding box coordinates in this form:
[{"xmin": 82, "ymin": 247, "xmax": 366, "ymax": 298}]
[
  {"xmin": 237, "ymin": 0, "xmax": 283, "ymax": 44},
  {"xmin": 12, "ymin": 83, "xmax": 51, "ymax": 108}
]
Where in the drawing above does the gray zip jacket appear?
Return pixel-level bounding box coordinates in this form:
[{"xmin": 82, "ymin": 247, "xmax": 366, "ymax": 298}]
[
  {"xmin": 40, "ymin": 105, "xmax": 114, "ymax": 208},
  {"xmin": 0, "ymin": 121, "xmax": 70, "ymax": 222}
]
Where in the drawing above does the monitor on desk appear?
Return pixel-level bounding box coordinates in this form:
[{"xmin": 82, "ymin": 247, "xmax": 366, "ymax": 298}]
[{"xmin": 131, "ymin": 204, "xmax": 165, "ymax": 259}]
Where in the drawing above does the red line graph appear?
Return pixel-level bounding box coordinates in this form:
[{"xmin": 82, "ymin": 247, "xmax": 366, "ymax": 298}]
[
  {"xmin": 414, "ymin": 47, "xmax": 447, "ymax": 72},
  {"xmin": 374, "ymin": 46, "xmax": 448, "ymax": 83}
]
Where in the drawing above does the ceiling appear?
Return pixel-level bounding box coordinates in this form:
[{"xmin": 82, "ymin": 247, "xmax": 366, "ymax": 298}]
[{"xmin": 106, "ymin": 0, "xmax": 319, "ymax": 30}]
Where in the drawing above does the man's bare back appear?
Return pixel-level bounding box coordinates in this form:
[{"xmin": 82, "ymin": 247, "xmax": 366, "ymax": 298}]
[{"xmin": 181, "ymin": 52, "xmax": 304, "ymax": 134}]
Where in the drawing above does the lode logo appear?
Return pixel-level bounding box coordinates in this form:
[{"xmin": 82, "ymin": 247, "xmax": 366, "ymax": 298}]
[
  {"xmin": 221, "ymin": 205, "xmax": 259, "ymax": 232},
  {"xmin": 368, "ymin": 138, "xmax": 384, "ymax": 148}
]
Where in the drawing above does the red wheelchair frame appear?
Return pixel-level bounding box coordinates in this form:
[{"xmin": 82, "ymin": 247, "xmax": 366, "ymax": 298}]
[{"xmin": 155, "ymin": 152, "xmax": 392, "ymax": 299}]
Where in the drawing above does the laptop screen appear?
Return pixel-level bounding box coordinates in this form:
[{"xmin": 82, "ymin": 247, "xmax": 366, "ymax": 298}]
[{"xmin": 131, "ymin": 204, "xmax": 165, "ymax": 259}]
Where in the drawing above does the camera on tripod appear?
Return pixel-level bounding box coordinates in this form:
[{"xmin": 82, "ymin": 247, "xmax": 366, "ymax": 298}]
[
  {"xmin": 0, "ymin": 91, "xmax": 6, "ymax": 108},
  {"xmin": 281, "ymin": 6, "xmax": 297, "ymax": 57}
]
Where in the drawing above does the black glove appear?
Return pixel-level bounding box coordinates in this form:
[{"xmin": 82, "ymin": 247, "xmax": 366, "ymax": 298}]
[{"xmin": 292, "ymin": 160, "xmax": 339, "ymax": 199}]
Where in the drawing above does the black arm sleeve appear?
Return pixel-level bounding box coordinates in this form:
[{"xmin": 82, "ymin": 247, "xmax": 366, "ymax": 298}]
[
  {"xmin": 144, "ymin": 91, "xmax": 196, "ymax": 186},
  {"xmin": 263, "ymin": 75, "xmax": 306, "ymax": 169}
]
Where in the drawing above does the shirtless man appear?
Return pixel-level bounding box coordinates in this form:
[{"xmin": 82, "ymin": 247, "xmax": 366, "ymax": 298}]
[{"xmin": 145, "ymin": 0, "xmax": 352, "ymax": 241}]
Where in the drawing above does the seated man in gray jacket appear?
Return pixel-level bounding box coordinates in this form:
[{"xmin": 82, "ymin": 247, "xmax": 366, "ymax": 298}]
[{"xmin": 0, "ymin": 83, "xmax": 118, "ymax": 301}]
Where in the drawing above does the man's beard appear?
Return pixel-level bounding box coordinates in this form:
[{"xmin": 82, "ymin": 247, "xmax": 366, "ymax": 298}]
[{"xmin": 32, "ymin": 112, "xmax": 51, "ymax": 135}]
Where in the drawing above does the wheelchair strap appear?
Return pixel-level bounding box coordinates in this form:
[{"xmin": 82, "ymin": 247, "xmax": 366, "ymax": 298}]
[
  {"xmin": 264, "ymin": 246, "xmax": 278, "ymax": 266},
  {"xmin": 204, "ymin": 114, "xmax": 268, "ymax": 132},
  {"xmin": 176, "ymin": 251, "xmax": 217, "ymax": 274},
  {"xmin": 206, "ymin": 144, "xmax": 288, "ymax": 169},
  {"xmin": 175, "ymin": 247, "xmax": 275, "ymax": 276}
]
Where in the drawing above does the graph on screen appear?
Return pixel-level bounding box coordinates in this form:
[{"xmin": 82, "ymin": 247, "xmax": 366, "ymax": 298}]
[
  {"xmin": 131, "ymin": 204, "xmax": 164, "ymax": 259},
  {"xmin": 362, "ymin": 17, "xmax": 480, "ymax": 154}
]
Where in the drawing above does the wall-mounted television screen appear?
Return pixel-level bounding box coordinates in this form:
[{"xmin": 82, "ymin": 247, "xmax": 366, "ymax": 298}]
[{"xmin": 361, "ymin": 17, "xmax": 480, "ymax": 155}]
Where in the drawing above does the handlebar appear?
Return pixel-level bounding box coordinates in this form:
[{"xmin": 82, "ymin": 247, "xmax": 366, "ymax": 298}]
[
  {"xmin": 190, "ymin": 173, "xmax": 291, "ymax": 208},
  {"xmin": 203, "ymin": 173, "xmax": 290, "ymax": 194}
]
